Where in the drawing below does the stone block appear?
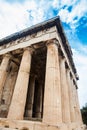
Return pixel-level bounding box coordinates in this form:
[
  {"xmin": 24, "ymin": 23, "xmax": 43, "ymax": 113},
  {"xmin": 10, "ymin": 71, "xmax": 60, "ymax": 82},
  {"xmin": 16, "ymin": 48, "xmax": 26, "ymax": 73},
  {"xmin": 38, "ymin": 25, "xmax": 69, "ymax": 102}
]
[
  {"xmin": 47, "ymin": 124, "xmax": 68, "ymax": 130},
  {"xmin": 34, "ymin": 123, "xmax": 47, "ymax": 130}
]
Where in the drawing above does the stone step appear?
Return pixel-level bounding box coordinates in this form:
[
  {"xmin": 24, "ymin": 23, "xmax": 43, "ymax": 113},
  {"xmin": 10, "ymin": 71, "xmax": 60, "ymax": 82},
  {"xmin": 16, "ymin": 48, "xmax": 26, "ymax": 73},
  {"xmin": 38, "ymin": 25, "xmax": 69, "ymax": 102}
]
[{"xmin": 0, "ymin": 127, "xmax": 19, "ymax": 130}]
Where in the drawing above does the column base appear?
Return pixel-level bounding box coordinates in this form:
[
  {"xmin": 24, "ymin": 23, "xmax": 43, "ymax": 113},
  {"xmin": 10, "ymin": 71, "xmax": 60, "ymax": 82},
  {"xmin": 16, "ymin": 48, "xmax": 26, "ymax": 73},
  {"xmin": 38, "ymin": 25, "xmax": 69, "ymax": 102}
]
[
  {"xmin": 25, "ymin": 109, "xmax": 32, "ymax": 117},
  {"xmin": 34, "ymin": 112, "xmax": 42, "ymax": 118},
  {"xmin": 0, "ymin": 118, "xmax": 86, "ymax": 130}
]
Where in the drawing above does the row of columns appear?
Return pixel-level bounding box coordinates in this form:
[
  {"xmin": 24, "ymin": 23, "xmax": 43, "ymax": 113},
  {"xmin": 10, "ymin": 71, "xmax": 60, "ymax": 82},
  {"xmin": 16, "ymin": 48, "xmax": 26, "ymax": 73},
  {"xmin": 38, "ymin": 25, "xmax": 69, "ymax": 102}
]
[
  {"xmin": 0, "ymin": 40, "xmax": 82, "ymax": 125},
  {"xmin": 43, "ymin": 40, "xmax": 82, "ymax": 125}
]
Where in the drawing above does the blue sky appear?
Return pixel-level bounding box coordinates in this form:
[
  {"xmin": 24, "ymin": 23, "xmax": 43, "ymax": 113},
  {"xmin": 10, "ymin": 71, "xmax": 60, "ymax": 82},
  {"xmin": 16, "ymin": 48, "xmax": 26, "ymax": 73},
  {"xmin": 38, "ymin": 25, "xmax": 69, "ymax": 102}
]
[{"xmin": 0, "ymin": 0, "xmax": 87, "ymax": 108}]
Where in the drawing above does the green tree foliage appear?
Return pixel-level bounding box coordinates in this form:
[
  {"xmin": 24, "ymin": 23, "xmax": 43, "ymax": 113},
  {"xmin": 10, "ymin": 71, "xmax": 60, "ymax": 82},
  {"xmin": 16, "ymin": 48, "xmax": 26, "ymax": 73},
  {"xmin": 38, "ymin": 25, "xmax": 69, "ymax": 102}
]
[{"xmin": 81, "ymin": 103, "xmax": 87, "ymax": 125}]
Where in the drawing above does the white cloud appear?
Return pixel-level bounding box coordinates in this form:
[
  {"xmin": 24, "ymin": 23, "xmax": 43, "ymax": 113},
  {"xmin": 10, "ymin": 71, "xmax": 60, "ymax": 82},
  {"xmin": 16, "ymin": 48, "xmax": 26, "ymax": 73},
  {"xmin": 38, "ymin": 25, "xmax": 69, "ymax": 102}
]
[
  {"xmin": 0, "ymin": 0, "xmax": 52, "ymax": 39},
  {"xmin": 0, "ymin": 0, "xmax": 52, "ymax": 38},
  {"xmin": 60, "ymin": 0, "xmax": 77, "ymax": 7},
  {"xmin": 58, "ymin": 0, "xmax": 87, "ymax": 29},
  {"xmin": 0, "ymin": 0, "xmax": 30, "ymax": 38},
  {"xmin": 53, "ymin": 0, "xmax": 77, "ymax": 9},
  {"xmin": 58, "ymin": 9, "xmax": 70, "ymax": 23},
  {"xmin": 52, "ymin": 0, "xmax": 60, "ymax": 9}
]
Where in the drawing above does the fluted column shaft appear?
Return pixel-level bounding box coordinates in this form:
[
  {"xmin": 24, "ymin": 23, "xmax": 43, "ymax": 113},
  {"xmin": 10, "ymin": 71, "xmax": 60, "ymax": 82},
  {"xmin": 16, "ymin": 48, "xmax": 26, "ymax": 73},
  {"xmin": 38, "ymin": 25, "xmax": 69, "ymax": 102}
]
[
  {"xmin": 60, "ymin": 58, "xmax": 70, "ymax": 122},
  {"xmin": 34, "ymin": 82, "xmax": 42, "ymax": 118},
  {"xmin": 25, "ymin": 75, "xmax": 35, "ymax": 118},
  {"xmin": 66, "ymin": 69, "xmax": 75, "ymax": 122},
  {"xmin": 71, "ymin": 78, "xmax": 76, "ymax": 122},
  {"xmin": 0, "ymin": 54, "xmax": 11, "ymax": 102},
  {"xmin": 8, "ymin": 48, "xmax": 31, "ymax": 120},
  {"xmin": 43, "ymin": 41, "xmax": 62, "ymax": 125},
  {"xmin": 74, "ymin": 85, "xmax": 82, "ymax": 124}
]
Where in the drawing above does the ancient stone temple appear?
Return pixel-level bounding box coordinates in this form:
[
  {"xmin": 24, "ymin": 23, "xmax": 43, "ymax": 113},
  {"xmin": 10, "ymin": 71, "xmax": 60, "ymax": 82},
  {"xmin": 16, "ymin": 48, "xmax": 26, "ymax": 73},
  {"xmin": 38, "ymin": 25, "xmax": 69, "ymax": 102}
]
[{"xmin": 0, "ymin": 17, "xmax": 85, "ymax": 130}]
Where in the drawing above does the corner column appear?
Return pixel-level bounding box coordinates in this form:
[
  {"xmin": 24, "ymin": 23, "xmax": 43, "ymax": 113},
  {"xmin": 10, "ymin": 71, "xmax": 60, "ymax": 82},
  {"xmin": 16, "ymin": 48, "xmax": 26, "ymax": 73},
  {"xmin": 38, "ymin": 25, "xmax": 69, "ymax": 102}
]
[
  {"xmin": 0, "ymin": 54, "xmax": 11, "ymax": 102},
  {"xmin": 60, "ymin": 57, "xmax": 71, "ymax": 122},
  {"xmin": 43, "ymin": 40, "xmax": 62, "ymax": 125},
  {"xmin": 8, "ymin": 48, "xmax": 32, "ymax": 120}
]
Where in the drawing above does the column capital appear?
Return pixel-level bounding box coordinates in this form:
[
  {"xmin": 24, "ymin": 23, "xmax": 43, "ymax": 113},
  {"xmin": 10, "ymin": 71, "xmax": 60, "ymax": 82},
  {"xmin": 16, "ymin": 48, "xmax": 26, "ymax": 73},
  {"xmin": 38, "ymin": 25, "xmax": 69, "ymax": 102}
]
[
  {"xmin": 46, "ymin": 39, "xmax": 59, "ymax": 47},
  {"xmin": 66, "ymin": 68, "xmax": 71, "ymax": 75},
  {"xmin": 3, "ymin": 53, "xmax": 12, "ymax": 59},
  {"xmin": 23, "ymin": 47, "xmax": 34, "ymax": 55},
  {"xmin": 61, "ymin": 56, "xmax": 65, "ymax": 61},
  {"xmin": 58, "ymin": 46, "xmax": 65, "ymax": 59},
  {"xmin": 60, "ymin": 56, "xmax": 66, "ymax": 67}
]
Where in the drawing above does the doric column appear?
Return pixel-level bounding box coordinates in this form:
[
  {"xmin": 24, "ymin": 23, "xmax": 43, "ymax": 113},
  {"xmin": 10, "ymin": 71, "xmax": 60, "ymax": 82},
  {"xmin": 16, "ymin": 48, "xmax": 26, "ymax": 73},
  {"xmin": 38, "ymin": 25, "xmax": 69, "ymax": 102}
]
[
  {"xmin": 66, "ymin": 69, "xmax": 75, "ymax": 122},
  {"xmin": 8, "ymin": 48, "xmax": 32, "ymax": 120},
  {"xmin": 73, "ymin": 84, "xmax": 78, "ymax": 122},
  {"xmin": 60, "ymin": 57, "xmax": 70, "ymax": 122},
  {"xmin": 71, "ymin": 78, "xmax": 76, "ymax": 122},
  {"xmin": 0, "ymin": 54, "xmax": 11, "ymax": 102},
  {"xmin": 34, "ymin": 81, "xmax": 42, "ymax": 118},
  {"xmin": 74, "ymin": 84, "xmax": 82, "ymax": 124},
  {"xmin": 25, "ymin": 75, "xmax": 35, "ymax": 118},
  {"xmin": 43, "ymin": 40, "xmax": 62, "ymax": 125}
]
